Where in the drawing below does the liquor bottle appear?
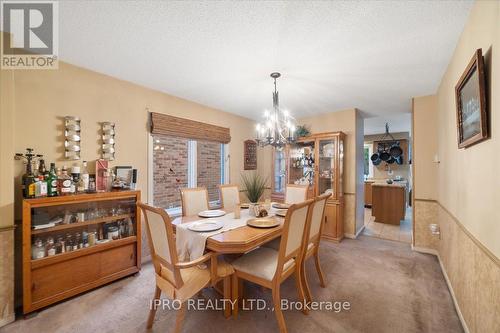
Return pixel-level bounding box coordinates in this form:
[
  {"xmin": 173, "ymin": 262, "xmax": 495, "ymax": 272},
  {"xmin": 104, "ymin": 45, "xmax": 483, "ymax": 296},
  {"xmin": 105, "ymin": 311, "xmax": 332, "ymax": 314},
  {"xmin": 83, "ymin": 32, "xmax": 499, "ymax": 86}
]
[
  {"xmin": 38, "ymin": 158, "xmax": 47, "ymax": 177},
  {"xmin": 58, "ymin": 166, "xmax": 72, "ymax": 196},
  {"xmin": 81, "ymin": 161, "xmax": 89, "ymax": 191},
  {"xmin": 35, "ymin": 176, "xmax": 48, "ymax": 197},
  {"xmin": 20, "ymin": 149, "xmax": 36, "ymax": 198},
  {"xmin": 46, "ymin": 163, "xmax": 58, "ymax": 197}
]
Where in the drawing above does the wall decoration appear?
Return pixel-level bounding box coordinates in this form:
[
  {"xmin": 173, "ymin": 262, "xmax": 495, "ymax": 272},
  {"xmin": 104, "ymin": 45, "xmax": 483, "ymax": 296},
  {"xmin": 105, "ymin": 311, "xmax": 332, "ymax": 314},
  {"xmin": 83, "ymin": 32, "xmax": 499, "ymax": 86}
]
[
  {"xmin": 455, "ymin": 48, "xmax": 488, "ymax": 148},
  {"xmin": 64, "ymin": 116, "xmax": 81, "ymax": 160},
  {"xmin": 244, "ymin": 139, "xmax": 257, "ymax": 170},
  {"xmin": 101, "ymin": 122, "xmax": 115, "ymax": 160}
]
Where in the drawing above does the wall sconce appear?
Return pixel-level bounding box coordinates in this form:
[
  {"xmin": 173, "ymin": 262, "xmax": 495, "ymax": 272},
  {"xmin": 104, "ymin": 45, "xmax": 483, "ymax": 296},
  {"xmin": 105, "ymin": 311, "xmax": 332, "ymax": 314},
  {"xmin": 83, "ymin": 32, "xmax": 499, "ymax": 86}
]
[
  {"xmin": 101, "ymin": 122, "xmax": 115, "ymax": 160},
  {"xmin": 65, "ymin": 116, "xmax": 81, "ymax": 160}
]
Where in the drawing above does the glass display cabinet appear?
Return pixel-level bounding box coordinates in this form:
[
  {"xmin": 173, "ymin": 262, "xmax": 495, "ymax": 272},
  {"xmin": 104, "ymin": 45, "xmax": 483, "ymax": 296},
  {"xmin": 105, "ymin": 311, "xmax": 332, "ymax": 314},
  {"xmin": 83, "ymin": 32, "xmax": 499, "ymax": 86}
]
[
  {"xmin": 22, "ymin": 191, "xmax": 141, "ymax": 314},
  {"xmin": 272, "ymin": 132, "xmax": 345, "ymax": 241}
]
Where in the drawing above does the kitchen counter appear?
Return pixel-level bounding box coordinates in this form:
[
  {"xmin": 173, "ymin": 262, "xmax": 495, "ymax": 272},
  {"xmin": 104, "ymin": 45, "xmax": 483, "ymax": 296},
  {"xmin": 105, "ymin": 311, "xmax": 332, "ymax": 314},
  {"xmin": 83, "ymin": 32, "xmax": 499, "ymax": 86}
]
[{"xmin": 371, "ymin": 183, "xmax": 406, "ymax": 225}]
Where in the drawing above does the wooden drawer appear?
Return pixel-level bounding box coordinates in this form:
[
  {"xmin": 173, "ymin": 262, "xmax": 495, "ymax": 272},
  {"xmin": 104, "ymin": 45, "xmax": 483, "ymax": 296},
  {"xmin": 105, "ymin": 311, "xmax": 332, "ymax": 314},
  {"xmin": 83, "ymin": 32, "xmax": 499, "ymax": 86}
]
[
  {"xmin": 32, "ymin": 252, "xmax": 100, "ymax": 303},
  {"xmin": 31, "ymin": 243, "xmax": 136, "ymax": 305},
  {"xmin": 100, "ymin": 243, "xmax": 136, "ymax": 277}
]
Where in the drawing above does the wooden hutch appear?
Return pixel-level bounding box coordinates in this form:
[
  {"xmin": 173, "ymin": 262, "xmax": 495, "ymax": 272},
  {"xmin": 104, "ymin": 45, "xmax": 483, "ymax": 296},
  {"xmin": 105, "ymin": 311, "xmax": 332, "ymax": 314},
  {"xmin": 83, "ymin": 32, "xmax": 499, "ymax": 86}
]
[
  {"xmin": 22, "ymin": 190, "xmax": 141, "ymax": 314},
  {"xmin": 271, "ymin": 132, "xmax": 345, "ymax": 241}
]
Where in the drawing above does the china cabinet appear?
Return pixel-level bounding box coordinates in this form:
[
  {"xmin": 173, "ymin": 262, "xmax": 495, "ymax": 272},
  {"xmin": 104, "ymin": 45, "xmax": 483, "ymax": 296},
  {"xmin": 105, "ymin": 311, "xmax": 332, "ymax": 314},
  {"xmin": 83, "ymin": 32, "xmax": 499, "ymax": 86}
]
[
  {"xmin": 271, "ymin": 132, "xmax": 345, "ymax": 241},
  {"xmin": 22, "ymin": 191, "xmax": 141, "ymax": 313}
]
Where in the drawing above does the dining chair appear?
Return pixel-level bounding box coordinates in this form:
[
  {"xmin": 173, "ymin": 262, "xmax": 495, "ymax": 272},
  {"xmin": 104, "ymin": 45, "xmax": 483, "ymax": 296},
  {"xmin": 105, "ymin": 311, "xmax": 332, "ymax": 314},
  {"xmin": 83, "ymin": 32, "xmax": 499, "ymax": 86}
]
[
  {"xmin": 285, "ymin": 184, "xmax": 309, "ymax": 204},
  {"xmin": 138, "ymin": 203, "xmax": 234, "ymax": 331},
  {"xmin": 231, "ymin": 199, "xmax": 314, "ymax": 333},
  {"xmin": 180, "ymin": 187, "xmax": 210, "ymax": 216},
  {"xmin": 218, "ymin": 184, "xmax": 240, "ymax": 210},
  {"xmin": 299, "ymin": 193, "xmax": 331, "ymax": 305}
]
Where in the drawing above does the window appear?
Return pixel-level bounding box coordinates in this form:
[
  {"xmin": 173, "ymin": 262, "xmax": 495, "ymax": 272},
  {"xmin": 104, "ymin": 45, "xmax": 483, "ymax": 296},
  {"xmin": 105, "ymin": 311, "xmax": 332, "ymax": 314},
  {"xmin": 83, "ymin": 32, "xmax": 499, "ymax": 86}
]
[{"xmin": 152, "ymin": 135, "xmax": 228, "ymax": 213}]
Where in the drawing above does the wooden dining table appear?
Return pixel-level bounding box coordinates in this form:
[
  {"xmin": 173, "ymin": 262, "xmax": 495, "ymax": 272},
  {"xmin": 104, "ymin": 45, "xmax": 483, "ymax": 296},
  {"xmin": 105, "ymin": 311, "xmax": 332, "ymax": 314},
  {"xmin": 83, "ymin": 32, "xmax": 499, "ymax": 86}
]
[{"xmin": 171, "ymin": 208, "xmax": 284, "ymax": 254}]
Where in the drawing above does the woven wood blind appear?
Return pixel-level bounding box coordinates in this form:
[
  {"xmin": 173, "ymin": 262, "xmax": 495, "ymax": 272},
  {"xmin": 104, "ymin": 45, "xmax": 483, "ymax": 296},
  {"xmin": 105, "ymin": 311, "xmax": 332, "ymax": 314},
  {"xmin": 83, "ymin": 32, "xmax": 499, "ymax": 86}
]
[{"xmin": 150, "ymin": 112, "xmax": 231, "ymax": 143}]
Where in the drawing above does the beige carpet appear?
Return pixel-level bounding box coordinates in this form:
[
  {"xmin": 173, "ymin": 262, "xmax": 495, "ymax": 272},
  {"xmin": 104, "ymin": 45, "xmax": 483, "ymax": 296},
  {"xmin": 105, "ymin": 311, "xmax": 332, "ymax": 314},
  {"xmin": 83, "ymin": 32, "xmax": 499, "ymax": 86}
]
[{"xmin": 3, "ymin": 236, "xmax": 462, "ymax": 333}]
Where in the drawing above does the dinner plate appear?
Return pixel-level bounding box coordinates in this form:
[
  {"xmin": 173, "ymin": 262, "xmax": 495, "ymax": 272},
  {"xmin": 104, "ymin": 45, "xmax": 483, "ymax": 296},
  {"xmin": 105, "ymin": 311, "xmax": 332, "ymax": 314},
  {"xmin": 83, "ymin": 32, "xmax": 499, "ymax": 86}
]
[
  {"xmin": 188, "ymin": 220, "xmax": 224, "ymax": 232},
  {"xmin": 274, "ymin": 209, "xmax": 287, "ymax": 217},
  {"xmin": 198, "ymin": 209, "xmax": 226, "ymax": 218},
  {"xmin": 239, "ymin": 203, "xmax": 250, "ymax": 209},
  {"xmin": 272, "ymin": 203, "xmax": 290, "ymax": 209},
  {"xmin": 247, "ymin": 217, "xmax": 280, "ymax": 228}
]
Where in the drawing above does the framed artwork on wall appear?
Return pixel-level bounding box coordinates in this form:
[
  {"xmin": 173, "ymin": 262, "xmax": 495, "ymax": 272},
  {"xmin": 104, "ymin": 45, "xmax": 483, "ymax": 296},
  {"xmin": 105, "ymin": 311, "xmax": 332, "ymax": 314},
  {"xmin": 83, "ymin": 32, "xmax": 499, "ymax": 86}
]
[
  {"xmin": 244, "ymin": 139, "xmax": 257, "ymax": 170},
  {"xmin": 455, "ymin": 48, "xmax": 488, "ymax": 149}
]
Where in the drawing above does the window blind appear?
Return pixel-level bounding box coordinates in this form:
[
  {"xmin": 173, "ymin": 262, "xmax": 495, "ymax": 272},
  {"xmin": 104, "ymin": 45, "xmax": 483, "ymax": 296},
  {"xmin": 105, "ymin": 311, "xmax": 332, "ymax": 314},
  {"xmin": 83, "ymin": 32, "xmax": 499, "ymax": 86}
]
[{"xmin": 150, "ymin": 112, "xmax": 231, "ymax": 144}]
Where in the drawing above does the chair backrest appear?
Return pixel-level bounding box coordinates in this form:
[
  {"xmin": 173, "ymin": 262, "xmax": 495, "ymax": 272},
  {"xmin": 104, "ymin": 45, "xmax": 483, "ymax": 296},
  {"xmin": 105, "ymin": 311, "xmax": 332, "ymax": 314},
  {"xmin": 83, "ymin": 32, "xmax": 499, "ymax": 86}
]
[
  {"xmin": 138, "ymin": 202, "xmax": 183, "ymax": 288},
  {"xmin": 285, "ymin": 184, "xmax": 309, "ymax": 204},
  {"xmin": 308, "ymin": 193, "xmax": 331, "ymax": 243},
  {"xmin": 180, "ymin": 187, "xmax": 209, "ymax": 216},
  {"xmin": 274, "ymin": 199, "xmax": 313, "ymax": 279},
  {"xmin": 219, "ymin": 184, "xmax": 240, "ymax": 210}
]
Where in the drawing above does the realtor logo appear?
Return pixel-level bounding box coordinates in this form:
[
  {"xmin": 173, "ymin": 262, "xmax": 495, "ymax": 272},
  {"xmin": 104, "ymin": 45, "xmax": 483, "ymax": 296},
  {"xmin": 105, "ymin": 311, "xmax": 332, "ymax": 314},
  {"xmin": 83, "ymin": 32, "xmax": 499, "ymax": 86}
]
[{"xmin": 1, "ymin": 1, "xmax": 58, "ymax": 69}]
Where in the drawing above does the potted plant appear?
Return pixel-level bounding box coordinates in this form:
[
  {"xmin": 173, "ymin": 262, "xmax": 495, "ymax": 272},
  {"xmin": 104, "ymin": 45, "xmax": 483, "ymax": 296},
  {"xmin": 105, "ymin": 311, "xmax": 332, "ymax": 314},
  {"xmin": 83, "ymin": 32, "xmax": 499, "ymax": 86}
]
[{"xmin": 240, "ymin": 172, "xmax": 268, "ymax": 203}]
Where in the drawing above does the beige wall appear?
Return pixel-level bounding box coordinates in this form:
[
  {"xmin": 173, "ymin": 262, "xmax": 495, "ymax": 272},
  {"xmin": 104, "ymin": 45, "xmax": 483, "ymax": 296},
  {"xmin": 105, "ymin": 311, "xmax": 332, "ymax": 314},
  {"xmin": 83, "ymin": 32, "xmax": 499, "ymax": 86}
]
[
  {"xmin": 435, "ymin": 0, "xmax": 499, "ymax": 258},
  {"xmin": 299, "ymin": 108, "xmax": 364, "ymax": 236},
  {"xmin": 5, "ymin": 62, "xmax": 259, "ymax": 216},
  {"xmin": 0, "ymin": 46, "xmax": 15, "ymax": 326},
  {"xmin": 412, "ymin": 2, "xmax": 500, "ymax": 332}
]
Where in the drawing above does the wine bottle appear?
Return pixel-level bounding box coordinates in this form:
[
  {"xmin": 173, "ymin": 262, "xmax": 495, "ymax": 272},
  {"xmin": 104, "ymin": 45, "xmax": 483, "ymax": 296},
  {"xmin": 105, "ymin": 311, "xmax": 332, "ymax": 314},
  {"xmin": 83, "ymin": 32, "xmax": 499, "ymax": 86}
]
[{"xmin": 47, "ymin": 163, "xmax": 58, "ymax": 197}]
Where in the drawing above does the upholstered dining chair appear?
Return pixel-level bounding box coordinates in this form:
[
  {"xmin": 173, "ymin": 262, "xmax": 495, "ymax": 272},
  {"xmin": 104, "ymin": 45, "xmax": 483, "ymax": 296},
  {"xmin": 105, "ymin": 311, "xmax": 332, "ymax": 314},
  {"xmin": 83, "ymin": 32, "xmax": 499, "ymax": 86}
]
[
  {"xmin": 218, "ymin": 184, "xmax": 240, "ymax": 211},
  {"xmin": 285, "ymin": 184, "xmax": 309, "ymax": 204},
  {"xmin": 231, "ymin": 199, "xmax": 314, "ymax": 333},
  {"xmin": 299, "ymin": 193, "xmax": 331, "ymax": 305},
  {"xmin": 138, "ymin": 203, "xmax": 234, "ymax": 331},
  {"xmin": 180, "ymin": 187, "xmax": 210, "ymax": 216}
]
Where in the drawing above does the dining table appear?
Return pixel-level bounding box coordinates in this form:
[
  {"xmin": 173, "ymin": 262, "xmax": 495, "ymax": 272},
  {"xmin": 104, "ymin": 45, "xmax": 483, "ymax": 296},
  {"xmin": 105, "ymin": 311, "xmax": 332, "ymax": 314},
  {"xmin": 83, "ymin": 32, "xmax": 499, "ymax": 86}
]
[{"xmin": 171, "ymin": 206, "xmax": 284, "ymax": 254}]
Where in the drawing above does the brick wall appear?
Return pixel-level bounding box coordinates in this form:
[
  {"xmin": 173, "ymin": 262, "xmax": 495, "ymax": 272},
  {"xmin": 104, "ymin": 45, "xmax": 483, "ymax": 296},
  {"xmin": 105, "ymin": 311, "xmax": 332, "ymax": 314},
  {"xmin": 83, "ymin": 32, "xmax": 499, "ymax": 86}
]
[
  {"xmin": 153, "ymin": 135, "xmax": 188, "ymax": 208},
  {"xmin": 197, "ymin": 141, "xmax": 221, "ymax": 202}
]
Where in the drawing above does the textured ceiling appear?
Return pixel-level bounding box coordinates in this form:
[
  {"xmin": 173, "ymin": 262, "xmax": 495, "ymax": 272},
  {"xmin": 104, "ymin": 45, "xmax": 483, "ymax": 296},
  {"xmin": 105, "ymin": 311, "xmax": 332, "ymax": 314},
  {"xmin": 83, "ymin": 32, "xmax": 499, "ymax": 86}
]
[{"xmin": 58, "ymin": 1, "xmax": 472, "ymax": 121}]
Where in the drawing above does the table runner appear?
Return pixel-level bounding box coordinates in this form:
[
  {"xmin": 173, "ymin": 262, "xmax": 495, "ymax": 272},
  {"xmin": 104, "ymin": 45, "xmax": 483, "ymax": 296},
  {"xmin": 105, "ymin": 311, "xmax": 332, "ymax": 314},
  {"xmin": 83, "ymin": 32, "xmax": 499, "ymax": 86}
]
[
  {"xmin": 176, "ymin": 210, "xmax": 248, "ymax": 261},
  {"xmin": 176, "ymin": 208, "xmax": 280, "ymax": 261}
]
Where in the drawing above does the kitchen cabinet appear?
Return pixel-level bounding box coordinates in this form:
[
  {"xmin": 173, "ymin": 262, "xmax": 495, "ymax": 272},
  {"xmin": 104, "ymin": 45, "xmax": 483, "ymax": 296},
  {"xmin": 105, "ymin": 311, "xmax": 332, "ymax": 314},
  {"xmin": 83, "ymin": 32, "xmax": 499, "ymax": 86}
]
[{"xmin": 371, "ymin": 184, "xmax": 406, "ymax": 224}]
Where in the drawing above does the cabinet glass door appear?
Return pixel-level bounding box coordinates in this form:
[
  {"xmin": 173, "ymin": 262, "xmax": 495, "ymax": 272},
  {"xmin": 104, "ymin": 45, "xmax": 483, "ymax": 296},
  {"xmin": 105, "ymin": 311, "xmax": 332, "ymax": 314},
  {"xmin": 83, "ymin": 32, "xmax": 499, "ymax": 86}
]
[
  {"xmin": 273, "ymin": 148, "xmax": 286, "ymax": 194},
  {"xmin": 318, "ymin": 138, "xmax": 336, "ymax": 197},
  {"xmin": 30, "ymin": 197, "xmax": 137, "ymax": 261},
  {"xmin": 288, "ymin": 140, "xmax": 315, "ymax": 188}
]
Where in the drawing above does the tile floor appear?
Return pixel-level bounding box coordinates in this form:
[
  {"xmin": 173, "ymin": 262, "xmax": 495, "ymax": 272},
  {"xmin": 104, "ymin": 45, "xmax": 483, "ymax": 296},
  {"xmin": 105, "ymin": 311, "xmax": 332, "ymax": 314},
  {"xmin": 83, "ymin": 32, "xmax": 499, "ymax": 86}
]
[{"xmin": 363, "ymin": 207, "xmax": 412, "ymax": 243}]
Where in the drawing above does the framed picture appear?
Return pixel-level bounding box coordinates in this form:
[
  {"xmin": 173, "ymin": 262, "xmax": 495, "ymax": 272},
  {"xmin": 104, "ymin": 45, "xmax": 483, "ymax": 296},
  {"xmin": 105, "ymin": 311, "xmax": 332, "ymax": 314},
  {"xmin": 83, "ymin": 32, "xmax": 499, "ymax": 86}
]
[
  {"xmin": 115, "ymin": 166, "xmax": 133, "ymax": 184},
  {"xmin": 455, "ymin": 48, "xmax": 488, "ymax": 148},
  {"xmin": 244, "ymin": 140, "xmax": 257, "ymax": 170}
]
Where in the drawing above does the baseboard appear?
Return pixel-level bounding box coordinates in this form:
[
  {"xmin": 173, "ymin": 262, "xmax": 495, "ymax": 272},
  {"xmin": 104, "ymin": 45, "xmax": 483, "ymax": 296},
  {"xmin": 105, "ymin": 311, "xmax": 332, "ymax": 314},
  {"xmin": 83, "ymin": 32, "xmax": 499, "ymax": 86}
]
[
  {"xmin": 412, "ymin": 246, "xmax": 470, "ymax": 333},
  {"xmin": 0, "ymin": 314, "xmax": 15, "ymax": 328},
  {"xmin": 344, "ymin": 225, "xmax": 365, "ymax": 239},
  {"xmin": 411, "ymin": 245, "xmax": 439, "ymax": 256}
]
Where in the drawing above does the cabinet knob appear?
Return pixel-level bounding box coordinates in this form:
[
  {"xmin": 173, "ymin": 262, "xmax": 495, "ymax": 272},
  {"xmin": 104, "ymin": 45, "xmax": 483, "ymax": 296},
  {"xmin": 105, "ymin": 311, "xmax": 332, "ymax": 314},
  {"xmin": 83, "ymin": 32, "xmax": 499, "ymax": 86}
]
[
  {"xmin": 324, "ymin": 216, "xmax": 327, "ymax": 224},
  {"xmin": 31, "ymin": 282, "xmax": 36, "ymax": 291}
]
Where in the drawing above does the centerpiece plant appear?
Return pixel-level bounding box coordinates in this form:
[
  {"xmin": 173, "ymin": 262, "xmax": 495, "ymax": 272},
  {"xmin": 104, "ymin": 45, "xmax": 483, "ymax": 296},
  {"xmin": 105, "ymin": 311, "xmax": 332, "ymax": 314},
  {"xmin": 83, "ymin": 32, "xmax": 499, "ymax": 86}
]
[{"xmin": 240, "ymin": 172, "xmax": 268, "ymax": 203}]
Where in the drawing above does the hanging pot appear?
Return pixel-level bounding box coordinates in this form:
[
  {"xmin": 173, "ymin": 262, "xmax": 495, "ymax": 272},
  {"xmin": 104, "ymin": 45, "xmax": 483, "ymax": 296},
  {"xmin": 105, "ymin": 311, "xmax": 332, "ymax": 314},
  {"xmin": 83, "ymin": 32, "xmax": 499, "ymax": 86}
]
[
  {"xmin": 386, "ymin": 156, "xmax": 395, "ymax": 164},
  {"xmin": 370, "ymin": 152, "xmax": 381, "ymax": 166},
  {"xmin": 389, "ymin": 143, "xmax": 403, "ymax": 158},
  {"xmin": 395, "ymin": 155, "xmax": 404, "ymax": 165},
  {"xmin": 372, "ymin": 158, "xmax": 381, "ymax": 166},
  {"xmin": 380, "ymin": 150, "xmax": 391, "ymax": 161}
]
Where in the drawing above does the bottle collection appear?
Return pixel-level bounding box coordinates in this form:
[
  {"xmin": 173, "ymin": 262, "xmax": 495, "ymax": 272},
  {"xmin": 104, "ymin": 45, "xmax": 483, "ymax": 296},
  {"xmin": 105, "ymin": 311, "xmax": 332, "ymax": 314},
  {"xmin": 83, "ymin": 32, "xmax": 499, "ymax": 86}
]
[
  {"xmin": 31, "ymin": 218, "xmax": 135, "ymax": 260},
  {"xmin": 15, "ymin": 148, "xmax": 108, "ymax": 199},
  {"xmin": 291, "ymin": 152, "xmax": 315, "ymax": 168}
]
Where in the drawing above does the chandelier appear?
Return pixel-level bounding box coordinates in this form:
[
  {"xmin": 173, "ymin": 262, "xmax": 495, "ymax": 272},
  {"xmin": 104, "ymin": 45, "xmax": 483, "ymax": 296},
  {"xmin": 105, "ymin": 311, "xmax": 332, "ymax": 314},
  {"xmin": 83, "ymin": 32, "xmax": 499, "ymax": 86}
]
[{"xmin": 255, "ymin": 72, "xmax": 296, "ymax": 148}]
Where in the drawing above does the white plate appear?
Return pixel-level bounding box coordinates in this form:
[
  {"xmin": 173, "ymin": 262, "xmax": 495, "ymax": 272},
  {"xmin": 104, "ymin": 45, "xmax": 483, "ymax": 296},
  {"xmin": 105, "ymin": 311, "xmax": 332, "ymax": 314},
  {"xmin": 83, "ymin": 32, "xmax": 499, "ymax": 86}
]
[
  {"xmin": 188, "ymin": 220, "xmax": 224, "ymax": 232},
  {"xmin": 272, "ymin": 203, "xmax": 290, "ymax": 209},
  {"xmin": 198, "ymin": 209, "xmax": 226, "ymax": 218},
  {"xmin": 275, "ymin": 209, "xmax": 287, "ymax": 217}
]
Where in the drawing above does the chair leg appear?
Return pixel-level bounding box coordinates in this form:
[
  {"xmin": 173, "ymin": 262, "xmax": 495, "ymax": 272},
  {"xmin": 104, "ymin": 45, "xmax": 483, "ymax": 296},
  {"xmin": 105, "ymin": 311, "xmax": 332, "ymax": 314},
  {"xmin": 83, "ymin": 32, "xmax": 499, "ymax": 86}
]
[
  {"xmin": 272, "ymin": 285, "xmax": 287, "ymax": 333},
  {"xmin": 232, "ymin": 274, "xmax": 239, "ymax": 318},
  {"xmin": 301, "ymin": 259, "xmax": 313, "ymax": 306},
  {"xmin": 223, "ymin": 275, "xmax": 231, "ymax": 319},
  {"xmin": 314, "ymin": 251, "xmax": 326, "ymax": 288},
  {"xmin": 174, "ymin": 302, "xmax": 187, "ymax": 333},
  {"xmin": 147, "ymin": 286, "xmax": 161, "ymax": 329},
  {"xmin": 294, "ymin": 269, "xmax": 308, "ymax": 315}
]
